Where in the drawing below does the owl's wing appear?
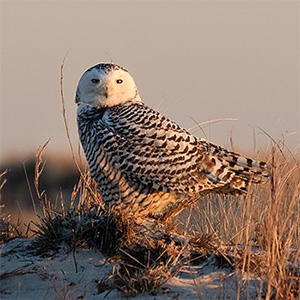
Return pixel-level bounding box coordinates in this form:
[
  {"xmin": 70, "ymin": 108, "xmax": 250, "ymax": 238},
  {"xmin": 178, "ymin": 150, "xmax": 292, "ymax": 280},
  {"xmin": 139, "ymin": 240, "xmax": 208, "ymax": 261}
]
[
  {"xmin": 102, "ymin": 103, "xmax": 270, "ymax": 194},
  {"xmin": 103, "ymin": 103, "xmax": 213, "ymax": 193}
]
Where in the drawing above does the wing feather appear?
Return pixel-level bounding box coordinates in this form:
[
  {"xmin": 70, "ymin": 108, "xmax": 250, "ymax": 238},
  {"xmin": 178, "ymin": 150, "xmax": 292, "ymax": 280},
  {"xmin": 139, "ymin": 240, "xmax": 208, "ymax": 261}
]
[
  {"xmin": 79, "ymin": 103, "xmax": 270, "ymax": 196},
  {"xmin": 103, "ymin": 103, "xmax": 206, "ymax": 192}
]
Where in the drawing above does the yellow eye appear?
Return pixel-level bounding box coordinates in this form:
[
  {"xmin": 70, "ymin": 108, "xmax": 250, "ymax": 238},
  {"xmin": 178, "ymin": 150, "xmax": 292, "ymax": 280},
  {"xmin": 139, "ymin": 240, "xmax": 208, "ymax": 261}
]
[{"xmin": 116, "ymin": 79, "xmax": 123, "ymax": 84}]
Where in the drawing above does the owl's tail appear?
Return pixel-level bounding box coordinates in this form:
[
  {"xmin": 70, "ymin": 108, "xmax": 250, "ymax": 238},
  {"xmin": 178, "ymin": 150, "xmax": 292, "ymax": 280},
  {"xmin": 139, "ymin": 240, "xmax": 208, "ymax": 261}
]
[{"xmin": 202, "ymin": 142, "xmax": 271, "ymax": 193}]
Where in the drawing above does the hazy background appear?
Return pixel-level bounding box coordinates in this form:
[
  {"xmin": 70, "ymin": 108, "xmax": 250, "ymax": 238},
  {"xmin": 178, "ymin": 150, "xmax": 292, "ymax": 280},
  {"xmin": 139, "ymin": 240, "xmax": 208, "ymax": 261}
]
[{"xmin": 1, "ymin": 0, "xmax": 299, "ymax": 163}]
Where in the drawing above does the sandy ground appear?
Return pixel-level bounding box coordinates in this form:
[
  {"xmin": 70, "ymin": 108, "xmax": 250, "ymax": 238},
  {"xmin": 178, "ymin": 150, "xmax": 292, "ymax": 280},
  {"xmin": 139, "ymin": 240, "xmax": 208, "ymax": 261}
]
[{"xmin": 1, "ymin": 238, "xmax": 264, "ymax": 300}]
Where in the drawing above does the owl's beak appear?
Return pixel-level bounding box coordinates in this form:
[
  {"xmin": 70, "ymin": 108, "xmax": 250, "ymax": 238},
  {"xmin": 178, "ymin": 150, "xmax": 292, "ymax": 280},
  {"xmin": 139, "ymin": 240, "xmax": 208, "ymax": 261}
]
[{"xmin": 98, "ymin": 85, "xmax": 108, "ymax": 98}]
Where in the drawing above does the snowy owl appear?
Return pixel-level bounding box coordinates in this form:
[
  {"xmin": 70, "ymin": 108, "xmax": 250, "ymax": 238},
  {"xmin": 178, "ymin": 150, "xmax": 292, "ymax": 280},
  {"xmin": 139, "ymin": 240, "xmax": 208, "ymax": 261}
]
[{"xmin": 76, "ymin": 63, "xmax": 270, "ymax": 221}]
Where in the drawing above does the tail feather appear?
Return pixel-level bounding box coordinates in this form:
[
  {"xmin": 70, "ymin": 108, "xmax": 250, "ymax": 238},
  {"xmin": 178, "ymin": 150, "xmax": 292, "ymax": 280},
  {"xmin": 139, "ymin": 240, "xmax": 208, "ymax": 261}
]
[
  {"xmin": 221, "ymin": 154, "xmax": 271, "ymax": 182},
  {"xmin": 202, "ymin": 142, "xmax": 271, "ymax": 193}
]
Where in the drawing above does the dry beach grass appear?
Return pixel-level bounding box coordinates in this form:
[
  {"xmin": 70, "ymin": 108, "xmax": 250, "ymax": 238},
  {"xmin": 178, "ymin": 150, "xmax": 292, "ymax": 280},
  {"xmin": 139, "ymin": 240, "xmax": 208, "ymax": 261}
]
[
  {"xmin": 180, "ymin": 148, "xmax": 300, "ymax": 299},
  {"xmin": 1, "ymin": 140, "xmax": 299, "ymax": 299}
]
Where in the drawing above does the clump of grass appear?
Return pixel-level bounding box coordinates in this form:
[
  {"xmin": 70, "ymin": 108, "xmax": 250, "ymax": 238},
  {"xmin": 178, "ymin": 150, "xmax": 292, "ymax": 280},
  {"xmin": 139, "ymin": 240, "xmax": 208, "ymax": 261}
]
[
  {"xmin": 31, "ymin": 207, "xmax": 123, "ymax": 256},
  {"xmin": 233, "ymin": 147, "xmax": 300, "ymax": 300},
  {"xmin": 188, "ymin": 233, "xmax": 219, "ymax": 265},
  {"xmin": 0, "ymin": 170, "xmax": 24, "ymax": 243},
  {"xmin": 178, "ymin": 143, "xmax": 300, "ymax": 299},
  {"xmin": 112, "ymin": 241, "xmax": 185, "ymax": 296},
  {"xmin": 31, "ymin": 140, "xmax": 124, "ymax": 255},
  {"xmin": 0, "ymin": 215, "xmax": 23, "ymax": 243},
  {"xmin": 258, "ymin": 149, "xmax": 300, "ymax": 299}
]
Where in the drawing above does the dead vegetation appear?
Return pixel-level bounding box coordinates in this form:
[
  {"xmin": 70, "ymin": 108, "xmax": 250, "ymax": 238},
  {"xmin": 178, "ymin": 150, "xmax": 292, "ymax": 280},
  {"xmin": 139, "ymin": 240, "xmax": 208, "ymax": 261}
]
[
  {"xmin": 0, "ymin": 170, "xmax": 24, "ymax": 243},
  {"xmin": 177, "ymin": 143, "xmax": 300, "ymax": 299},
  {"xmin": 0, "ymin": 215, "xmax": 23, "ymax": 243},
  {"xmin": 1, "ymin": 137, "xmax": 299, "ymax": 299}
]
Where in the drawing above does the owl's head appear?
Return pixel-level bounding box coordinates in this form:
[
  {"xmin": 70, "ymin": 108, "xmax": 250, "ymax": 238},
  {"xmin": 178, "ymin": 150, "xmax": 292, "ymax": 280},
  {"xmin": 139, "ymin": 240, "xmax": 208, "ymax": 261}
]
[{"xmin": 75, "ymin": 63, "xmax": 142, "ymax": 108}]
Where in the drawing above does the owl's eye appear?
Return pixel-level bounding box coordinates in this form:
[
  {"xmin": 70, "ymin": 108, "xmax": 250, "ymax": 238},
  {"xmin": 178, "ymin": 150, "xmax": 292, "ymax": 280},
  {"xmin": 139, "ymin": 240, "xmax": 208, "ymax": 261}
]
[
  {"xmin": 91, "ymin": 79, "xmax": 100, "ymax": 84},
  {"xmin": 116, "ymin": 79, "xmax": 123, "ymax": 84}
]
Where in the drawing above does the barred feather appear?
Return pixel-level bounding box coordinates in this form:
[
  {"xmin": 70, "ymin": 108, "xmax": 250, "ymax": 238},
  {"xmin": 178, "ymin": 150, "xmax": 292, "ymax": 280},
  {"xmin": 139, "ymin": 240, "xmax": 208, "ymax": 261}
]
[{"xmin": 76, "ymin": 63, "xmax": 271, "ymax": 221}]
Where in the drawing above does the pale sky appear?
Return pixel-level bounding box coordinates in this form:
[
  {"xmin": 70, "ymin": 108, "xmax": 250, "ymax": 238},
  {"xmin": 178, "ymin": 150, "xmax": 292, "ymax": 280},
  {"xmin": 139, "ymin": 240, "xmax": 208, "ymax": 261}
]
[{"xmin": 1, "ymin": 0, "xmax": 299, "ymax": 163}]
